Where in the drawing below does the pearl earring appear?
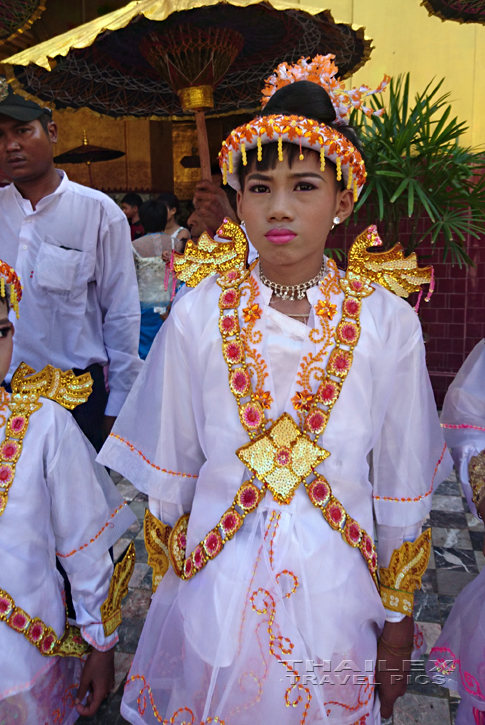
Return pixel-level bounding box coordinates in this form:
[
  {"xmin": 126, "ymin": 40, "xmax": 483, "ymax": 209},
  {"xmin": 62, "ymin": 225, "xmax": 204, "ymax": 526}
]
[{"xmin": 331, "ymin": 216, "xmax": 340, "ymax": 231}]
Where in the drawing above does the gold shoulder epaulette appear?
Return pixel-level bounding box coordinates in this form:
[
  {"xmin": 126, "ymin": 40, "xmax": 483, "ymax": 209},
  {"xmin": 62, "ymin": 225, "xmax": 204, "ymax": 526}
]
[
  {"xmin": 341, "ymin": 225, "xmax": 433, "ymax": 300},
  {"xmin": 144, "ymin": 508, "xmax": 172, "ymax": 593},
  {"xmin": 11, "ymin": 362, "xmax": 93, "ymax": 411},
  {"xmin": 379, "ymin": 529, "xmax": 431, "ymax": 616},
  {"xmin": 101, "ymin": 541, "xmax": 136, "ymax": 637},
  {"xmin": 173, "ymin": 218, "xmax": 248, "ymax": 288}
]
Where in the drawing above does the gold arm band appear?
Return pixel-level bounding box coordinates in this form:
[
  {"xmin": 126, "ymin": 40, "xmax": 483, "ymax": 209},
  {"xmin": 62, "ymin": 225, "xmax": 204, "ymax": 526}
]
[
  {"xmin": 379, "ymin": 529, "xmax": 431, "ymax": 616},
  {"xmin": 101, "ymin": 541, "xmax": 136, "ymax": 637},
  {"xmin": 380, "ymin": 585, "xmax": 414, "ymax": 616},
  {"xmin": 469, "ymin": 449, "xmax": 485, "ymax": 517},
  {"xmin": 143, "ymin": 509, "xmax": 172, "ymax": 593}
]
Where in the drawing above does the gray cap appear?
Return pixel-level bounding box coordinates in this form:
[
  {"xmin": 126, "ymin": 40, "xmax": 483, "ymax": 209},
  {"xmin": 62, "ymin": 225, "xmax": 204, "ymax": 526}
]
[{"xmin": 0, "ymin": 77, "xmax": 52, "ymax": 122}]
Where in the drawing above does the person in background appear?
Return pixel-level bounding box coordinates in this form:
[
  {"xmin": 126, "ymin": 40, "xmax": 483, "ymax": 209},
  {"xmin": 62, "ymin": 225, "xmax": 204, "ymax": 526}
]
[
  {"xmin": 427, "ymin": 340, "xmax": 485, "ymax": 724},
  {"xmin": 0, "ymin": 260, "xmax": 137, "ymax": 723},
  {"xmin": 0, "ymin": 85, "xmax": 142, "ymax": 452},
  {"xmin": 121, "ymin": 192, "xmax": 144, "ymax": 240},
  {"xmin": 133, "ymin": 199, "xmax": 184, "ymax": 359},
  {"xmin": 157, "ymin": 191, "xmax": 190, "ymax": 250},
  {"xmin": 190, "ymin": 162, "xmax": 239, "ymax": 238}
]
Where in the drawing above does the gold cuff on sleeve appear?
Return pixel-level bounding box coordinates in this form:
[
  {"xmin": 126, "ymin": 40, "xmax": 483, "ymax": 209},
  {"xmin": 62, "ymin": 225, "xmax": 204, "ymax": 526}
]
[
  {"xmin": 101, "ymin": 541, "xmax": 136, "ymax": 637},
  {"xmin": 469, "ymin": 449, "xmax": 485, "ymax": 517},
  {"xmin": 378, "ymin": 529, "xmax": 431, "ymax": 617},
  {"xmin": 144, "ymin": 508, "xmax": 172, "ymax": 593}
]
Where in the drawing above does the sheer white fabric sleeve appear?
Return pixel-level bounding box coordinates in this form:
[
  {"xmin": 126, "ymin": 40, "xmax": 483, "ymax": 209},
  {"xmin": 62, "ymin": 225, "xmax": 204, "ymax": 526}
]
[
  {"xmin": 441, "ymin": 339, "xmax": 485, "ymax": 517},
  {"xmin": 376, "ymin": 522, "xmax": 423, "ymax": 622},
  {"xmin": 372, "ymin": 324, "xmax": 453, "ymax": 526},
  {"xmin": 47, "ymin": 408, "xmax": 136, "ymax": 648},
  {"xmin": 98, "ymin": 296, "xmax": 205, "ymax": 508}
]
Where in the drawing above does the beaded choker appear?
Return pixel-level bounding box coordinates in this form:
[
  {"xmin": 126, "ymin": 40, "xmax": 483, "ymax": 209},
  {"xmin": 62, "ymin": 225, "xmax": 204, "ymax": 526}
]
[{"xmin": 259, "ymin": 261, "xmax": 327, "ymax": 301}]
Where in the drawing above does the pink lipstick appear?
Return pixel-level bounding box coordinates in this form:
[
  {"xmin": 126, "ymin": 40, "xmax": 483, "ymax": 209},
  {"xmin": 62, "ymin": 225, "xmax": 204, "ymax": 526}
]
[{"xmin": 264, "ymin": 228, "xmax": 296, "ymax": 245}]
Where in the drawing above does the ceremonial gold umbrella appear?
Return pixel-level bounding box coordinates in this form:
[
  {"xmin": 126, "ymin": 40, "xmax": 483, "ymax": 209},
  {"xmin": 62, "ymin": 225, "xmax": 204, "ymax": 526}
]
[
  {"xmin": 0, "ymin": 0, "xmax": 46, "ymax": 47},
  {"xmin": 53, "ymin": 130, "xmax": 125, "ymax": 188},
  {"xmin": 2, "ymin": 0, "xmax": 373, "ymax": 179}
]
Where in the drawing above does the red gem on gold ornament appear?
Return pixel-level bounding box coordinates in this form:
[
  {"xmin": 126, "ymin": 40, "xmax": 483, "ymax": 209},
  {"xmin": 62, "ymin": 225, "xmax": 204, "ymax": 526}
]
[
  {"xmin": 220, "ymin": 288, "xmax": 240, "ymax": 309},
  {"xmin": 275, "ymin": 446, "xmax": 292, "ymax": 467},
  {"xmin": 308, "ymin": 478, "xmax": 331, "ymax": 507},
  {"xmin": 221, "ymin": 510, "xmax": 243, "ymax": 538},
  {"xmin": 236, "ymin": 481, "xmax": 260, "ymax": 512},
  {"xmin": 306, "ymin": 409, "xmax": 327, "ymax": 436},
  {"xmin": 224, "ymin": 340, "xmax": 244, "ymax": 365},
  {"xmin": 318, "ymin": 380, "xmax": 339, "ymax": 407},
  {"xmin": 240, "ymin": 402, "xmax": 264, "ymax": 431},
  {"xmin": 337, "ymin": 321, "xmax": 359, "ymax": 345},
  {"xmin": 328, "ymin": 349, "xmax": 353, "ymax": 378},
  {"xmin": 343, "ymin": 297, "xmax": 361, "ymax": 318},
  {"xmin": 220, "ymin": 314, "xmax": 239, "ymax": 336},
  {"xmin": 326, "ymin": 500, "xmax": 346, "ymax": 530},
  {"xmin": 230, "ymin": 369, "xmax": 251, "ymax": 397},
  {"xmin": 203, "ymin": 530, "xmax": 223, "ymax": 558}
]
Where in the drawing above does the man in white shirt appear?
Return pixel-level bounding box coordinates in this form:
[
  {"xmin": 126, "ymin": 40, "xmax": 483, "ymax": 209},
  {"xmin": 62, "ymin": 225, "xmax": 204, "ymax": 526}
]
[{"xmin": 0, "ymin": 82, "xmax": 142, "ymax": 450}]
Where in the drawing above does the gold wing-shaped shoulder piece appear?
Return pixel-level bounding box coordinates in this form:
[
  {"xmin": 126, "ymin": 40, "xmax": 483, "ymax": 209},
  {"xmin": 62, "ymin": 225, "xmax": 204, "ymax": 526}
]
[
  {"xmin": 173, "ymin": 218, "xmax": 248, "ymax": 288},
  {"xmin": 101, "ymin": 541, "xmax": 136, "ymax": 637},
  {"xmin": 11, "ymin": 362, "xmax": 93, "ymax": 411},
  {"xmin": 379, "ymin": 529, "xmax": 431, "ymax": 594},
  {"xmin": 341, "ymin": 225, "xmax": 434, "ymax": 300},
  {"xmin": 144, "ymin": 508, "xmax": 172, "ymax": 593}
]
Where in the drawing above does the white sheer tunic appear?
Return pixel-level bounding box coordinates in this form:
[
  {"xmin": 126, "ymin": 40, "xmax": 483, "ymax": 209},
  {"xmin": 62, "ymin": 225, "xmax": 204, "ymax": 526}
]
[
  {"xmin": 99, "ymin": 265, "xmax": 452, "ymax": 725},
  {"xmin": 0, "ymin": 396, "xmax": 136, "ymax": 723},
  {"xmin": 441, "ymin": 339, "xmax": 485, "ymax": 516}
]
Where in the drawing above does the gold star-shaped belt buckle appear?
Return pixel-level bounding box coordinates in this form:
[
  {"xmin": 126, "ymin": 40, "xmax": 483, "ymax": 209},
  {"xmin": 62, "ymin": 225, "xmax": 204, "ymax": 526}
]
[{"xmin": 236, "ymin": 413, "xmax": 330, "ymax": 505}]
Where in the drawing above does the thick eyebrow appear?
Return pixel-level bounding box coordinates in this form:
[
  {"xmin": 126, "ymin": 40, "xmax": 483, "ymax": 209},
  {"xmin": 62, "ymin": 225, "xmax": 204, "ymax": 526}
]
[
  {"xmin": 245, "ymin": 171, "xmax": 325, "ymax": 182},
  {"xmin": 0, "ymin": 318, "xmax": 10, "ymax": 325}
]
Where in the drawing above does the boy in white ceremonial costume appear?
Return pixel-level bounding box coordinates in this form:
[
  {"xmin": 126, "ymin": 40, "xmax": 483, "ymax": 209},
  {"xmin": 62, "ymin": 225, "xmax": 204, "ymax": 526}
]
[
  {"xmin": 99, "ymin": 57, "xmax": 452, "ymax": 724},
  {"xmin": 0, "ymin": 261, "xmax": 136, "ymax": 723}
]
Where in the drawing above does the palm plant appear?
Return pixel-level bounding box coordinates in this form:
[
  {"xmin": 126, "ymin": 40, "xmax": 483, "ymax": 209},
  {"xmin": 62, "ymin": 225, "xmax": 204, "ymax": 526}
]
[{"xmin": 351, "ymin": 74, "xmax": 485, "ymax": 265}]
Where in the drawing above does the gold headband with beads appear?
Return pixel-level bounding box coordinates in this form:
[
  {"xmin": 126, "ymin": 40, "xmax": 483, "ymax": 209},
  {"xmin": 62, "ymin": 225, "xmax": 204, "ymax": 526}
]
[
  {"xmin": 219, "ymin": 55, "xmax": 389, "ymax": 199},
  {"xmin": 0, "ymin": 261, "xmax": 22, "ymax": 318}
]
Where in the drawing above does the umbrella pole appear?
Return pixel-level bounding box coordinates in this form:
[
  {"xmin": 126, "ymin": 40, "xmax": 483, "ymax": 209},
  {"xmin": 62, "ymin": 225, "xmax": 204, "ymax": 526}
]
[
  {"xmin": 194, "ymin": 110, "xmax": 212, "ymax": 181},
  {"xmin": 86, "ymin": 161, "xmax": 93, "ymax": 188}
]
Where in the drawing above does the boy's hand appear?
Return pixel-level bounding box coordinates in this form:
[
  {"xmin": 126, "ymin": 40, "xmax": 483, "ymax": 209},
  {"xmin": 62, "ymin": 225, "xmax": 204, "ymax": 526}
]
[
  {"xmin": 376, "ymin": 616, "xmax": 414, "ymax": 719},
  {"xmin": 75, "ymin": 647, "xmax": 115, "ymax": 716}
]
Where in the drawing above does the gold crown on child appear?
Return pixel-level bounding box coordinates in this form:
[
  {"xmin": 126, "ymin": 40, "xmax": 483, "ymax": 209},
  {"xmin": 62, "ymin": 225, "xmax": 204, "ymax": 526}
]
[{"xmin": 219, "ymin": 55, "xmax": 390, "ymax": 198}]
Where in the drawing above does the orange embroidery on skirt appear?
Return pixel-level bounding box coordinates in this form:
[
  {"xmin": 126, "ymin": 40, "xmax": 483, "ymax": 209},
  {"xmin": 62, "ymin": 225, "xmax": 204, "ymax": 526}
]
[{"xmin": 127, "ymin": 674, "xmax": 225, "ymax": 723}]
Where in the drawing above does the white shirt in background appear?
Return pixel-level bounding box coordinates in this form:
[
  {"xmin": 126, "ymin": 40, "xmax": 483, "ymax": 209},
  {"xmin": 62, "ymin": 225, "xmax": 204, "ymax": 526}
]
[{"xmin": 0, "ymin": 171, "xmax": 143, "ymax": 416}]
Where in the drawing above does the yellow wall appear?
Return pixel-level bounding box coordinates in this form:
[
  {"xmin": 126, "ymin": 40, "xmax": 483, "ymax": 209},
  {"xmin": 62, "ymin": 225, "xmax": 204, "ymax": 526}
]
[{"xmin": 303, "ymin": 0, "xmax": 485, "ymax": 146}]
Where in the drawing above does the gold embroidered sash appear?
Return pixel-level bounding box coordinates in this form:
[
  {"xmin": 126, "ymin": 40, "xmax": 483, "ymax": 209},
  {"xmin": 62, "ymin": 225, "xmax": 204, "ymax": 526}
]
[{"xmin": 164, "ymin": 224, "xmax": 433, "ymax": 590}]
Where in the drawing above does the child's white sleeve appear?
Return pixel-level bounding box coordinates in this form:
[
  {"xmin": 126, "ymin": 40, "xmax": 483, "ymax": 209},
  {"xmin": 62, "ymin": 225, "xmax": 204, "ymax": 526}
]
[
  {"xmin": 371, "ymin": 325, "xmax": 453, "ymax": 527},
  {"xmin": 47, "ymin": 410, "xmax": 136, "ymax": 645},
  {"xmin": 98, "ymin": 301, "xmax": 204, "ymax": 510}
]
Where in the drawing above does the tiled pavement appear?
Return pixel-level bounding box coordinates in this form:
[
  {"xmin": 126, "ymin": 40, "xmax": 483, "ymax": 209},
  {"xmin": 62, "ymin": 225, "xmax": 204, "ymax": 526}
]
[{"xmin": 79, "ymin": 469, "xmax": 484, "ymax": 724}]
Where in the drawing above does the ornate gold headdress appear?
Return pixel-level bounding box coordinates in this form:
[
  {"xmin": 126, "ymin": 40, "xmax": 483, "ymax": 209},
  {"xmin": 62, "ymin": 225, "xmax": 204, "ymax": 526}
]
[
  {"xmin": 219, "ymin": 54, "xmax": 389, "ymax": 199},
  {"xmin": 0, "ymin": 260, "xmax": 22, "ymax": 318}
]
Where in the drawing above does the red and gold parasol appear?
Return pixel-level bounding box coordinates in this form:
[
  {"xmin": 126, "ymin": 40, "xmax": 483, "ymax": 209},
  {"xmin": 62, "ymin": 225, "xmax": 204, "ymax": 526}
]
[{"xmin": 2, "ymin": 0, "xmax": 374, "ymax": 179}]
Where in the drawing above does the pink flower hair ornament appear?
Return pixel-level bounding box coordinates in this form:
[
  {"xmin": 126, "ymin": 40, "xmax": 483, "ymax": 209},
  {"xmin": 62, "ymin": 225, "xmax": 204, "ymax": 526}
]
[{"xmin": 219, "ymin": 55, "xmax": 390, "ymax": 199}]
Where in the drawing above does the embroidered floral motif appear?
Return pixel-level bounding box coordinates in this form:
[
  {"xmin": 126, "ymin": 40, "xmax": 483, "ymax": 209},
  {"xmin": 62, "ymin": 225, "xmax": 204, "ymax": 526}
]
[
  {"xmin": 243, "ymin": 303, "xmax": 262, "ymax": 323},
  {"xmin": 0, "ymin": 586, "xmax": 89, "ymax": 658}
]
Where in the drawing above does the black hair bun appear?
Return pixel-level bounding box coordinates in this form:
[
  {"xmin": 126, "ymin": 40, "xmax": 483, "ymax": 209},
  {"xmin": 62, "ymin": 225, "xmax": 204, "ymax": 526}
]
[
  {"xmin": 261, "ymin": 79, "xmax": 364, "ymax": 157},
  {"xmin": 262, "ymin": 80, "xmax": 337, "ymax": 125}
]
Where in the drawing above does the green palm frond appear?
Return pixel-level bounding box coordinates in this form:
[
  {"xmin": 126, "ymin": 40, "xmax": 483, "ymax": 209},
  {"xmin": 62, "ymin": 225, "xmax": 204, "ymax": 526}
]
[{"xmin": 350, "ymin": 74, "xmax": 485, "ymax": 266}]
